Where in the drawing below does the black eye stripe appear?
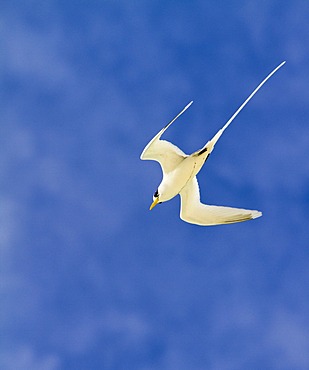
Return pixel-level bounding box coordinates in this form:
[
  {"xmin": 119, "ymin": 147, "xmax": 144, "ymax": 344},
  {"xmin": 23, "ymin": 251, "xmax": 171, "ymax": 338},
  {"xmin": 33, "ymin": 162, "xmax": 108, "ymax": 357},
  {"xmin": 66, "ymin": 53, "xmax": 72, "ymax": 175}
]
[{"xmin": 154, "ymin": 189, "xmax": 159, "ymax": 198}]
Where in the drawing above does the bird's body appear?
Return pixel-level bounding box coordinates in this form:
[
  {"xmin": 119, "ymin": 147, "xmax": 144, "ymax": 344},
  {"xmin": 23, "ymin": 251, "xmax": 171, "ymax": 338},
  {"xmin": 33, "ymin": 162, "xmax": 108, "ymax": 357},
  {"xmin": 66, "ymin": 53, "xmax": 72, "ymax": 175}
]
[
  {"xmin": 140, "ymin": 62, "xmax": 285, "ymax": 226},
  {"xmin": 157, "ymin": 153, "xmax": 203, "ymax": 202}
]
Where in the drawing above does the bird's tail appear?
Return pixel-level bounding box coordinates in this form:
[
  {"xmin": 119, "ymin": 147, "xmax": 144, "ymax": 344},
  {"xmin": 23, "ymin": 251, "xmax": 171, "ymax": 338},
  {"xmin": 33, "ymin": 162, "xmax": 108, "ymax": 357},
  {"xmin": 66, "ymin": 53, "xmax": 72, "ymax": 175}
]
[{"xmin": 197, "ymin": 61, "xmax": 286, "ymax": 156}]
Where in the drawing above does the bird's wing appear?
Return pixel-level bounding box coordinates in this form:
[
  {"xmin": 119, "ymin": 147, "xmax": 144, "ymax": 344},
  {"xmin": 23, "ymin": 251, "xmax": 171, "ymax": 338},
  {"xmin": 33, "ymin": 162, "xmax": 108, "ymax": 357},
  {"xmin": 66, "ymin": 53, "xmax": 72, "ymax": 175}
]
[
  {"xmin": 180, "ymin": 177, "xmax": 262, "ymax": 226},
  {"xmin": 140, "ymin": 139, "xmax": 186, "ymax": 175},
  {"xmin": 140, "ymin": 101, "xmax": 193, "ymax": 174}
]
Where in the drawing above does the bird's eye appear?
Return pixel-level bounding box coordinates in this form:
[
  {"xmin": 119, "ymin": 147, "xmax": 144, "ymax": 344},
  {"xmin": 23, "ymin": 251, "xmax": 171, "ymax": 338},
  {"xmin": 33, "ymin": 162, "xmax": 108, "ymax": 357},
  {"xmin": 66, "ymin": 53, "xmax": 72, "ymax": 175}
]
[{"xmin": 154, "ymin": 189, "xmax": 159, "ymax": 198}]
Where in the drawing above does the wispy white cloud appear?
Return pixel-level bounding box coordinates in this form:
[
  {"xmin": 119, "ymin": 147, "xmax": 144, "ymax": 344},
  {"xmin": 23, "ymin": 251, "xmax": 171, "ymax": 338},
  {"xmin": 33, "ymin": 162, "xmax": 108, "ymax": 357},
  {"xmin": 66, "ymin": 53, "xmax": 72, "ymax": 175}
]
[
  {"xmin": 1, "ymin": 1, "xmax": 309, "ymax": 369},
  {"xmin": 0, "ymin": 11, "xmax": 74, "ymax": 89},
  {"xmin": 267, "ymin": 309, "xmax": 309, "ymax": 369},
  {"xmin": 0, "ymin": 345, "xmax": 60, "ymax": 370}
]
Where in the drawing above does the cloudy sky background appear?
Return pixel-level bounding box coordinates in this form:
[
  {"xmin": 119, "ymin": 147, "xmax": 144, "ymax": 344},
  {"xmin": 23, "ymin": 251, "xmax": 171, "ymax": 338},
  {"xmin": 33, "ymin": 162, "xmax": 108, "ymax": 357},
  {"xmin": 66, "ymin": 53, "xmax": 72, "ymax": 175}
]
[{"xmin": 1, "ymin": 1, "xmax": 309, "ymax": 369}]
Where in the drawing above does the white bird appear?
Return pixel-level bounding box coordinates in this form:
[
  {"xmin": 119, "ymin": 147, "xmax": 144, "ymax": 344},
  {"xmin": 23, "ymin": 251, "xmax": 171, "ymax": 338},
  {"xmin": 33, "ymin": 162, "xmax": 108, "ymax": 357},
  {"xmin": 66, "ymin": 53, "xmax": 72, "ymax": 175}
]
[{"xmin": 140, "ymin": 61, "xmax": 285, "ymax": 226}]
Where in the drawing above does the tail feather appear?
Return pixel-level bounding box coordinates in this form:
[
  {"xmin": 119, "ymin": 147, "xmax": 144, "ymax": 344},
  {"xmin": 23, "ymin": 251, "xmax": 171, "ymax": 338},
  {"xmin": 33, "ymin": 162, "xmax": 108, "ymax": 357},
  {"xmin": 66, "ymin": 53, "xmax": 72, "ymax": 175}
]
[{"xmin": 198, "ymin": 61, "xmax": 286, "ymax": 156}]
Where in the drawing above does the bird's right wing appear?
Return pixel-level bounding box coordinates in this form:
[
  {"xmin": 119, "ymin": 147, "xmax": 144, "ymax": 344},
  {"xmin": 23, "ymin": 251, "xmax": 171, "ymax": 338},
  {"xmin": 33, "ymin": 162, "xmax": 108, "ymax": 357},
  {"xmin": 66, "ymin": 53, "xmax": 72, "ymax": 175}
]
[
  {"xmin": 140, "ymin": 101, "xmax": 193, "ymax": 174},
  {"xmin": 180, "ymin": 177, "xmax": 262, "ymax": 226}
]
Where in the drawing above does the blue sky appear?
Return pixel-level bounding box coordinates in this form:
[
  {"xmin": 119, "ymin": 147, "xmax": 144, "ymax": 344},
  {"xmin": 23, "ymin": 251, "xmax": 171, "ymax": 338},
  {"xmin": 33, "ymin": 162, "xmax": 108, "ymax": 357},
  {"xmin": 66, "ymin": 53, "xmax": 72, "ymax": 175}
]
[{"xmin": 1, "ymin": 1, "xmax": 309, "ymax": 369}]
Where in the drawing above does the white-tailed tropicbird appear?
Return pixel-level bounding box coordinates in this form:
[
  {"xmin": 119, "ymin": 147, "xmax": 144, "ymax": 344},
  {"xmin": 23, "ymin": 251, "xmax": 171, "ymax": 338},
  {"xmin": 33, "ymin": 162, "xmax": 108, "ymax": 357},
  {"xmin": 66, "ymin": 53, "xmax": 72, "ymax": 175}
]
[{"xmin": 140, "ymin": 61, "xmax": 285, "ymax": 226}]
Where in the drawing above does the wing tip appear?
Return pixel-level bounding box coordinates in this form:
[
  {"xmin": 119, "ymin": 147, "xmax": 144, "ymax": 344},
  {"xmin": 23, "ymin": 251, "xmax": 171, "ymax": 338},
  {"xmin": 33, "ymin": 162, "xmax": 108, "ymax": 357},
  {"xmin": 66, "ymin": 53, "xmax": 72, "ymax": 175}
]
[
  {"xmin": 140, "ymin": 150, "xmax": 146, "ymax": 160},
  {"xmin": 251, "ymin": 210, "xmax": 262, "ymax": 219}
]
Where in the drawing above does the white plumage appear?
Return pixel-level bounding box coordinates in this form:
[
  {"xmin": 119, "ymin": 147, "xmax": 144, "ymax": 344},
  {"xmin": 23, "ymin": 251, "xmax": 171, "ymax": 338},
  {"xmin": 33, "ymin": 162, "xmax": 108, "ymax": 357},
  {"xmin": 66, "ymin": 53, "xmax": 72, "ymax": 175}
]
[{"xmin": 140, "ymin": 62, "xmax": 285, "ymax": 226}]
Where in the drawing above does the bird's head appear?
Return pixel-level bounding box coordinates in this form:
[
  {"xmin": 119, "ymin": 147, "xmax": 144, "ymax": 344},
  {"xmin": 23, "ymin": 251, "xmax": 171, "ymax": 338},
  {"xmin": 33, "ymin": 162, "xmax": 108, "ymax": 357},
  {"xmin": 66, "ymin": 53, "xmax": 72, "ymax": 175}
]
[{"xmin": 149, "ymin": 189, "xmax": 162, "ymax": 210}]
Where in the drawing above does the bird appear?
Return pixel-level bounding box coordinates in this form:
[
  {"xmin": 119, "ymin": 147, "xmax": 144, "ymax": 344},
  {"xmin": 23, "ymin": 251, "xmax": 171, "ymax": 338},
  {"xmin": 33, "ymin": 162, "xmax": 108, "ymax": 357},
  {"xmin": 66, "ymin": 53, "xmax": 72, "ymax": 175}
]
[{"xmin": 140, "ymin": 61, "xmax": 285, "ymax": 226}]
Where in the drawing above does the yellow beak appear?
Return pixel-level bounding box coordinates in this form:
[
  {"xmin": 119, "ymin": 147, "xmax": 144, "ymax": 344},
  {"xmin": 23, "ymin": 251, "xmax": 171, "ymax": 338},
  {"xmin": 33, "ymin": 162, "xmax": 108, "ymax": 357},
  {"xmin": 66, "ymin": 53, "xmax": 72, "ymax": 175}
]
[{"xmin": 149, "ymin": 197, "xmax": 159, "ymax": 210}]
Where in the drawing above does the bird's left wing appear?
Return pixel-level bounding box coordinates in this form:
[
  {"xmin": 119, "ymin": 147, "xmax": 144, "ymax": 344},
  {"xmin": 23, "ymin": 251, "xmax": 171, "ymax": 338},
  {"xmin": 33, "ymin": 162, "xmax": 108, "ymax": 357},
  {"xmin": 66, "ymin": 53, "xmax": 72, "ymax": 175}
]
[
  {"xmin": 180, "ymin": 177, "xmax": 262, "ymax": 226},
  {"xmin": 140, "ymin": 102, "xmax": 192, "ymax": 174}
]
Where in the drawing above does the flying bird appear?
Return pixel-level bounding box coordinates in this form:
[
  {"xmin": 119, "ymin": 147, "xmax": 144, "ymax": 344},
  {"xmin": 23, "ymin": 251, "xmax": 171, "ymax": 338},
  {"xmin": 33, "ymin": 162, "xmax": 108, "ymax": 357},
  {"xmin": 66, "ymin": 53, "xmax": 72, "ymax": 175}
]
[{"xmin": 140, "ymin": 61, "xmax": 285, "ymax": 226}]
